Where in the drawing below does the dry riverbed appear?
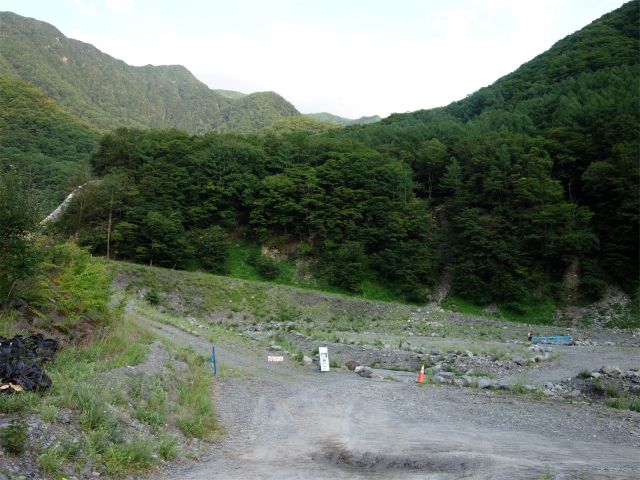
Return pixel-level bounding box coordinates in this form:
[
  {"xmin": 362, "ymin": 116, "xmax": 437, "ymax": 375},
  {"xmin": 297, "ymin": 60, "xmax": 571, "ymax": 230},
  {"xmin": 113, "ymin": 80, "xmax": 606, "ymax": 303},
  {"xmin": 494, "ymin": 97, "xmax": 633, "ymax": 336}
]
[
  {"xmin": 139, "ymin": 304, "xmax": 639, "ymax": 480},
  {"xmin": 2, "ymin": 268, "xmax": 639, "ymax": 480}
]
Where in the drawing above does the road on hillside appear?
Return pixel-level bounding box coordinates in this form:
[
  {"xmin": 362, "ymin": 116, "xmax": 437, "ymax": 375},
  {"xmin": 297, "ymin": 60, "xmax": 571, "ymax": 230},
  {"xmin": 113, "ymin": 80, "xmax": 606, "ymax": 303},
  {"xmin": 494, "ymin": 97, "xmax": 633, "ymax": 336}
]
[{"xmin": 145, "ymin": 319, "xmax": 640, "ymax": 480}]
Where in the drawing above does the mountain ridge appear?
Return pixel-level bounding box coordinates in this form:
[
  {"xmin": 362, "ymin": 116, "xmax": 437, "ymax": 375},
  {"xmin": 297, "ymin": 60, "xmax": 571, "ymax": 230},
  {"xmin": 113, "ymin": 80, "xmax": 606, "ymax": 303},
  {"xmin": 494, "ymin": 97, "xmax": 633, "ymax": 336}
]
[{"xmin": 0, "ymin": 12, "xmax": 299, "ymax": 133}]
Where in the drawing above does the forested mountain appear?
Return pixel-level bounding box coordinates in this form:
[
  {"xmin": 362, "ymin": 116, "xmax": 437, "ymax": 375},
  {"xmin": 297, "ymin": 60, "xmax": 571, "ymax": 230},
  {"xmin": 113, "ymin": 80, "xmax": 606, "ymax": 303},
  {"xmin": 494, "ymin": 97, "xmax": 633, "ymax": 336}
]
[
  {"xmin": 259, "ymin": 115, "xmax": 342, "ymax": 136},
  {"xmin": 307, "ymin": 112, "xmax": 381, "ymax": 126},
  {"xmin": 0, "ymin": 74, "xmax": 100, "ymax": 210},
  {"xmin": 211, "ymin": 92, "xmax": 300, "ymax": 134},
  {"xmin": 213, "ymin": 89, "xmax": 248, "ymax": 100},
  {"xmin": 34, "ymin": 1, "xmax": 640, "ymax": 319},
  {"xmin": 0, "ymin": 12, "xmax": 298, "ymax": 134}
]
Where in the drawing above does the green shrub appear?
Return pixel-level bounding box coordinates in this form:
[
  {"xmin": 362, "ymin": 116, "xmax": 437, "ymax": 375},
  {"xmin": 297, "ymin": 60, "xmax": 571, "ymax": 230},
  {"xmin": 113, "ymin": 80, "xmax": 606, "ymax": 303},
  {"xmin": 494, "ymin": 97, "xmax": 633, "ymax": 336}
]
[
  {"xmin": 38, "ymin": 444, "xmax": 64, "ymax": 474},
  {"xmin": 145, "ymin": 286, "xmax": 161, "ymax": 306},
  {"xmin": 103, "ymin": 437, "xmax": 154, "ymax": 474},
  {"xmin": 157, "ymin": 434, "xmax": 179, "ymax": 460},
  {"xmin": 256, "ymin": 256, "xmax": 280, "ymax": 280},
  {"xmin": 593, "ymin": 378, "xmax": 604, "ymax": 392},
  {"xmin": 0, "ymin": 417, "xmax": 28, "ymax": 454}
]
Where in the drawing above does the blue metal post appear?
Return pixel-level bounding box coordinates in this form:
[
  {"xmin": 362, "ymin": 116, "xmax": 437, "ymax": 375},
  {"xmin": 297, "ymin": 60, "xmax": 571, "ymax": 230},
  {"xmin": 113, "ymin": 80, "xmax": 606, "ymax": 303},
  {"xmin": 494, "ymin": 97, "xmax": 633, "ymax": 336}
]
[{"xmin": 205, "ymin": 346, "xmax": 217, "ymax": 375}]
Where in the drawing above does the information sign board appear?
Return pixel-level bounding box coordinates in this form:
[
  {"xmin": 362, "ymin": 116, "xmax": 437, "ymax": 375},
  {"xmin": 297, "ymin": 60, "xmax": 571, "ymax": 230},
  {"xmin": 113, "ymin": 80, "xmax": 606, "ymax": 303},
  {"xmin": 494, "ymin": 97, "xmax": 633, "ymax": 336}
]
[{"xmin": 318, "ymin": 347, "xmax": 330, "ymax": 372}]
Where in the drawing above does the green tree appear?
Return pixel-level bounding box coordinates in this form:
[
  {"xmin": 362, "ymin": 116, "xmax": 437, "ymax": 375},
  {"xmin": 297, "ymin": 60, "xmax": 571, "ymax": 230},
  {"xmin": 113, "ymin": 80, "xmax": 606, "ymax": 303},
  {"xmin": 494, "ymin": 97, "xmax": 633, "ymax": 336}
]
[
  {"xmin": 198, "ymin": 225, "xmax": 229, "ymax": 273},
  {"xmin": 0, "ymin": 172, "xmax": 41, "ymax": 301},
  {"xmin": 416, "ymin": 138, "xmax": 448, "ymax": 199}
]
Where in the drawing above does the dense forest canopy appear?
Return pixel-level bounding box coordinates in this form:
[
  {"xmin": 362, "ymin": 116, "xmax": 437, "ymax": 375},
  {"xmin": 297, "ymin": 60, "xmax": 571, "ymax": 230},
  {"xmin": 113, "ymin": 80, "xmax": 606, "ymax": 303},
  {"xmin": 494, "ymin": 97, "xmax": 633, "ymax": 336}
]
[
  {"xmin": 2, "ymin": 1, "xmax": 638, "ymax": 320},
  {"xmin": 306, "ymin": 112, "xmax": 382, "ymax": 126},
  {"xmin": 0, "ymin": 74, "xmax": 100, "ymax": 210}
]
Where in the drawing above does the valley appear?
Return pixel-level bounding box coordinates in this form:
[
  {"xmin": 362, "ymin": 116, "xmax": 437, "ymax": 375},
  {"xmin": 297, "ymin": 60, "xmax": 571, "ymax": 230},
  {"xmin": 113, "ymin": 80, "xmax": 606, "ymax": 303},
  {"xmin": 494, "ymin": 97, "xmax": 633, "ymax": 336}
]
[{"xmin": 127, "ymin": 265, "xmax": 640, "ymax": 479}]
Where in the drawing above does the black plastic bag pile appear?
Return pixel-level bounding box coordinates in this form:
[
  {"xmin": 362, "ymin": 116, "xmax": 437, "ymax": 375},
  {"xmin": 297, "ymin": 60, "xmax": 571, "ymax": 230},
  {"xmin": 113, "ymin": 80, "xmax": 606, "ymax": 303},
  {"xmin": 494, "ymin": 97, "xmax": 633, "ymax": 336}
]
[{"xmin": 0, "ymin": 334, "xmax": 59, "ymax": 394}]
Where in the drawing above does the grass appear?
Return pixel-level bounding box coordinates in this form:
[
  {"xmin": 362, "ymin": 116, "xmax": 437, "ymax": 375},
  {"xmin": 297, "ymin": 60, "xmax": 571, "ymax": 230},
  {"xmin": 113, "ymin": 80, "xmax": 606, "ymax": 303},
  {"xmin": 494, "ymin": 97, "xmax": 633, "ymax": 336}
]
[
  {"xmin": 579, "ymin": 368, "xmax": 592, "ymax": 378},
  {"xmin": 0, "ymin": 294, "xmax": 220, "ymax": 478},
  {"xmin": 593, "ymin": 378, "xmax": 604, "ymax": 392},
  {"xmin": 441, "ymin": 294, "xmax": 556, "ymax": 325},
  {"xmin": 509, "ymin": 374, "xmax": 537, "ymax": 395}
]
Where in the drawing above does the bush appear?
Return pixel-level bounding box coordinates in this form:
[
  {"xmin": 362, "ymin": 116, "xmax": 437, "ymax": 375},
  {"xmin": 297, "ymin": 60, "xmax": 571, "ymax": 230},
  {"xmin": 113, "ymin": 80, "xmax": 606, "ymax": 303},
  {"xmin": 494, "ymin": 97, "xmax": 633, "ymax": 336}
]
[
  {"xmin": 256, "ymin": 256, "xmax": 280, "ymax": 280},
  {"xmin": 145, "ymin": 286, "xmax": 161, "ymax": 306},
  {"xmin": 0, "ymin": 417, "xmax": 28, "ymax": 454},
  {"xmin": 0, "ymin": 172, "xmax": 42, "ymax": 301}
]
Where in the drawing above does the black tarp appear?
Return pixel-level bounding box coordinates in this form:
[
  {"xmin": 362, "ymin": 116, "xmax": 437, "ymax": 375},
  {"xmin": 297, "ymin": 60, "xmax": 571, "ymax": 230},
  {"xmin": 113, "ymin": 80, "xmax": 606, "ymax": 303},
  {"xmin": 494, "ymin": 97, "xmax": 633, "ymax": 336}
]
[{"xmin": 0, "ymin": 334, "xmax": 58, "ymax": 394}]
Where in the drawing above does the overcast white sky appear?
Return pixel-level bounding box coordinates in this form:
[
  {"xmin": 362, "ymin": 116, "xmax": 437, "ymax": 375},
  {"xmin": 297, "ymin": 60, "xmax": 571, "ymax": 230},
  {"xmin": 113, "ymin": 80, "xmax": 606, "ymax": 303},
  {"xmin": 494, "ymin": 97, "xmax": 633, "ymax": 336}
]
[{"xmin": 3, "ymin": 0, "xmax": 629, "ymax": 118}]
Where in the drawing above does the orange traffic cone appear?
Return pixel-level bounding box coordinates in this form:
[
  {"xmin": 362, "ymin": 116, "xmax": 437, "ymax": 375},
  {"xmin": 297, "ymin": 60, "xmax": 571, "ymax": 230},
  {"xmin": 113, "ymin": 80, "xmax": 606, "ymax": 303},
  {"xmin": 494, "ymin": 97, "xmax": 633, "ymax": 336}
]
[{"xmin": 417, "ymin": 364, "xmax": 425, "ymax": 383}]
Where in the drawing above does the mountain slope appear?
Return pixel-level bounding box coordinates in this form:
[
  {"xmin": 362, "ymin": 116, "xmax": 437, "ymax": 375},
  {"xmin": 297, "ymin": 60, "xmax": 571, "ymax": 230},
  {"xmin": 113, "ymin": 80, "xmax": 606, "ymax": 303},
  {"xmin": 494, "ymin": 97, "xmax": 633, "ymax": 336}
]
[
  {"xmin": 211, "ymin": 92, "xmax": 300, "ymax": 134},
  {"xmin": 0, "ymin": 12, "xmax": 298, "ymax": 134},
  {"xmin": 306, "ymin": 112, "xmax": 381, "ymax": 126},
  {"xmin": 213, "ymin": 89, "xmax": 248, "ymax": 100},
  {"xmin": 0, "ymin": 74, "xmax": 100, "ymax": 209}
]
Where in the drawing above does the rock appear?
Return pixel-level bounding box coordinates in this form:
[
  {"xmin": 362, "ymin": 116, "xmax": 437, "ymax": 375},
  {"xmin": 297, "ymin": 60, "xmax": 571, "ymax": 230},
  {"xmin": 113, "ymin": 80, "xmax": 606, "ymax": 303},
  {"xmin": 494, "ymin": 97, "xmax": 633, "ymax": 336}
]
[
  {"xmin": 270, "ymin": 345, "xmax": 282, "ymax": 351},
  {"xmin": 513, "ymin": 356, "xmax": 527, "ymax": 366},
  {"xmin": 457, "ymin": 375, "xmax": 472, "ymax": 387},
  {"xmin": 542, "ymin": 389, "xmax": 556, "ymax": 396},
  {"xmin": 590, "ymin": 372, "xmax": 601, "ymax": 378},
  {"xmin": 602, "ymin": 365, "xmax": 622, "ymax": 375},
  {"xmin": 435, "ymin": 372, "xmax": 455, "ymax": 384},
  {"xmin": 430, "ymin": 349, "xmax": 441, "ymax": 355},
  {"xmin": 346, "ymin": 360, "xmax": 360, "ymax": 370},
  {"xmin": 477, "ymin": 378, "xmax": 491, "ymax": 389},
  {"xmin": 302, "ymin": 356, "xmax": 312, "ymax": 365},
  {"xmin": 355, "ymin": 366, "xmax": 373, "ymax": 378}
]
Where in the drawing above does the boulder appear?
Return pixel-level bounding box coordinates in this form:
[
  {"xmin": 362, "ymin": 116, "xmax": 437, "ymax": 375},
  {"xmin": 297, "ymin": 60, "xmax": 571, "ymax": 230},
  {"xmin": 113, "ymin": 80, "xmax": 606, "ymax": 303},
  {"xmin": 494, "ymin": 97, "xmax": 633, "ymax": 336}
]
[
  {"xmin": 302, "ymin": 356, "xmax": 313, "ymax": 366},
  {"xmin": 430, "ymin": 349, "xmax": 441, "ymax": 355},
  {"xmin": 435, "ymin": 372, "xmax": 455, "ymax": 383},
  {"xmin": 456, "ymin": 376, "xmax": 472, "ymax": 387},
  {"xmin": 513, "ymin": 356, "xmax": 527, "ymax": 366},
  {"xmin": 346, "ymin": 360, "xmax": 361, "ymax": 370},
  {"xmin": 355, "ymin": 366, "xmax": 373, "ymax": 378},
  {"xmin": 270, "ymin": 345, "xmax": 282, "ymax": 351},
  {"xmin": 477, "ymin": 378, "xmax": 491, "ymax": 389}
]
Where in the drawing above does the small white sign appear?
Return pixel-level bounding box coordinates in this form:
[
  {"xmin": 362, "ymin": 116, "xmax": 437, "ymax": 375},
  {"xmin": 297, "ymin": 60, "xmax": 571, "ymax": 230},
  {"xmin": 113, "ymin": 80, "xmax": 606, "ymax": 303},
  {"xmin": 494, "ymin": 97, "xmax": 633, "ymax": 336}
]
[
  {"xmin": 268, "ymin": 356, "xmax": 284, "ymax": 362},
  {"xmin": 318, "ymin": 347, "xmax": 330, "ymax": 372}
]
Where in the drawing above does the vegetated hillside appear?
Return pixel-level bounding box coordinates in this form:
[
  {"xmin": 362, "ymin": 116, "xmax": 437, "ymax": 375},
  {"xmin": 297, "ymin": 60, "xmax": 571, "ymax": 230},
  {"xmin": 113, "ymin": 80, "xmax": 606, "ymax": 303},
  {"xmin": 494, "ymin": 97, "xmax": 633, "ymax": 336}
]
[
  {"xmin": 0, "ymin": 12, "xmax": 298, "ymax": 134},
  {"xmin": 307, "ymin": 112, "xmax": 381, "ymax": 126},
  {"xmin": 213, "ymin": 89, "xmax": 248, "ymax": 100},
  {"xmin": 52, "ymin": 2, "xmax": 639, "ymax": 323},
  {"xmin": 211, "ymin": 91, "xmax": 300, "ymax": 134},
  {"xmin": 259, "ymin": 115, "xmax": 342, "ymax": 135},
  {"xmin": 0, "ymin": 74, "xmax": 100, "ymax": 210}
]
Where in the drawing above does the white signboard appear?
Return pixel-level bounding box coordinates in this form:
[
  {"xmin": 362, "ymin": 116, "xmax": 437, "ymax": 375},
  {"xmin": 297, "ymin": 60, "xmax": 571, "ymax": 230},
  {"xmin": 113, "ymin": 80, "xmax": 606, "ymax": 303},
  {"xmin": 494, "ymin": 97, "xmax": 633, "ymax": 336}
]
[
  {"xmin": 268, "ymin": 356, "xmax": 284, "ymax": 362},
  {"xmin": 318, "ymin": 347, "xmax": 330, "ymax": 372}
]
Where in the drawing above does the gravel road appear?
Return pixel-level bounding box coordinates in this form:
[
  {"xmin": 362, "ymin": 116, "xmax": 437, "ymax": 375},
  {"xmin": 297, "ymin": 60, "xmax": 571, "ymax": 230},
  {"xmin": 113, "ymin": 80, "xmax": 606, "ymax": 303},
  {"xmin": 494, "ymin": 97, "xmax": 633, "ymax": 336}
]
[{"xmin": 143, "ymin": 314, "xmax": 640, "ymax": 480}]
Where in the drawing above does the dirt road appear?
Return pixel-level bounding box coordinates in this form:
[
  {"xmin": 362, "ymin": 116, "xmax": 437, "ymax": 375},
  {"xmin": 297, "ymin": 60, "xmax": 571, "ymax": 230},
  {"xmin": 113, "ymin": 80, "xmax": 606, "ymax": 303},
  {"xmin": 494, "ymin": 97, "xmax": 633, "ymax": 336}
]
[{"xmin": 146, "ymin": 318, "xmax": 640, "ymax": 480}]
